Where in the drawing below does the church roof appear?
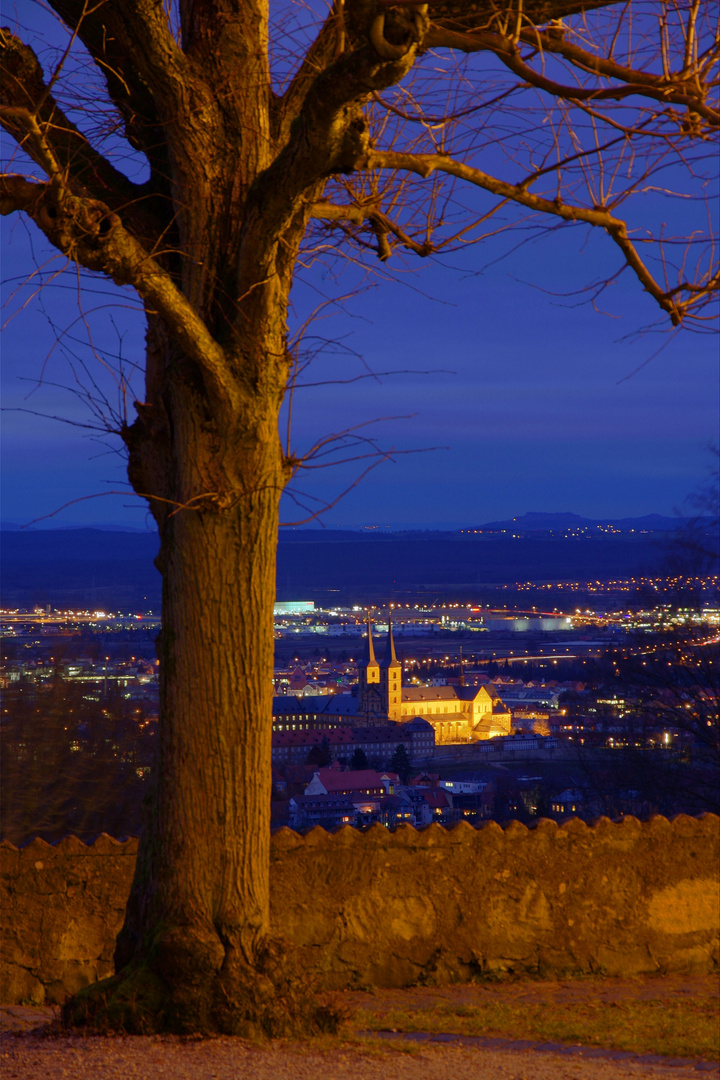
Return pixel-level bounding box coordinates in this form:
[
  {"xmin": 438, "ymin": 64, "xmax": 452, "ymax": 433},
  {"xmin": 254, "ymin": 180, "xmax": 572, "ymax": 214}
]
[
  {"xmin": 400, "ymin": 683, "xmax": 509, "ymax": 709},
  {"xmin": 402, "ymin": 685, "xmax": 458, "ymax": 702}
]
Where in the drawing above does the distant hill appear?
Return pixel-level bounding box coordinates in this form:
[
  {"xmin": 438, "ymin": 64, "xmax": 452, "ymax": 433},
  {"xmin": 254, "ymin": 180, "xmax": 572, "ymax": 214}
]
[
  {"xmin": 1, "ymin": 529, "xmax": 161, "ymax": 610},
  {"xmin": 0, "ymin": 521, "xmax": 685, "ymax": 609},
  {"xmin": 275, "ymin": 531, "xmax": 668, "ymax": 601},
  {"xmin": 475, "ymin": 512, "xmax": 696, "ymax": 532}
]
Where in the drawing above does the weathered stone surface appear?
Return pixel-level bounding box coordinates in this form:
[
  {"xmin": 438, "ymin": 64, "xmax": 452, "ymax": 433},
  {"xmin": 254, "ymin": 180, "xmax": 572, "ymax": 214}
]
[
  {"xmin": 648, "ymin": 878, "xmax": 719, "ymax": 935},
  {"xmin": 0, "ymin": 962, "xmax": 44, "ymax": 1005},
  {"xmin": 0, "ymin": 838, "xmax": 136, "ymax": 1005},
  {"xmin": 1, "ymin": 816, "xmax": 718, "ymax": 1002}
]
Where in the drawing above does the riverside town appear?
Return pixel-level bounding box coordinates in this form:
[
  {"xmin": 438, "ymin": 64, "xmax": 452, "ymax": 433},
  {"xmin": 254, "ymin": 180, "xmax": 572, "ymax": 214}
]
[{"xmin": 3, "ymin": 561, "xmax": 717, "ymax": 844}]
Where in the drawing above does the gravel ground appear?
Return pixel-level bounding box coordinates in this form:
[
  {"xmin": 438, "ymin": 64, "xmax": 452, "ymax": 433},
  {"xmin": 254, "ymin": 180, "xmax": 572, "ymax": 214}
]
[
  {"xmin": 1, "ymin": 1033, "xmax": 718, "ymax": 1080},
  {"xmin": 2, "ymin": 976, "xmax": 718, "ymax": 1080}
]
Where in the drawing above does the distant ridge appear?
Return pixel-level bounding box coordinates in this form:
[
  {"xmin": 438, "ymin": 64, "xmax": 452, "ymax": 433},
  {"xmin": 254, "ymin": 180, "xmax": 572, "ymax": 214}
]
[
  {"xmin": 0, "ymin": 521, "xmax": 156, "ymax": 533},
  {"xmin": 1, "ymin": 529, "xmax": 161, "ymax": 610},
  {"xmin": 2, "ymin": 512, "xmax": 701, "ymax": 535},
  {"xmin": 281, "ymin": 513, "xmax": 705, "ymax": 537},
  {"xmin": 1, "ymin": 519, "xmax": 695, "ymax": 609},
  {"xmin": 475, "ymin": 512, "xmax": 700, "ymax": 532}
]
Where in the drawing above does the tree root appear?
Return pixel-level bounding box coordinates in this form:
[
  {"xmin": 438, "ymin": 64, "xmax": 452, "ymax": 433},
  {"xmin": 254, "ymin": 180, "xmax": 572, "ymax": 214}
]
[{"xmin": 62, "ymin": 938, "xmax": 346, "ymax": 1037}]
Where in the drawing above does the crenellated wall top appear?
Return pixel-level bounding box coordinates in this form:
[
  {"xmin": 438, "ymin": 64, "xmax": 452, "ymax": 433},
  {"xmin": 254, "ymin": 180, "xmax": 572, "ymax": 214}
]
[{"xmin": 1, "ymin": 813, "xmax": 717, "ymax": 860}]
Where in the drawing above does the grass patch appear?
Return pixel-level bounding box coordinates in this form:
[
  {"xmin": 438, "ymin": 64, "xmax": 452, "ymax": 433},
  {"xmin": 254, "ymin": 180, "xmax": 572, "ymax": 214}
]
[{"xmin": 352, "ymin": 997, "xmax": 719, "ymax": 1060}]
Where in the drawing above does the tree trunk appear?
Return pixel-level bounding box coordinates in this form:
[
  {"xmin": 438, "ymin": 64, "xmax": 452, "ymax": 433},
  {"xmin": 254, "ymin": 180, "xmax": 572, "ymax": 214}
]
[
  {"xmin": 64, "ymin": 332, "xmax": 330, "ymax": 1034},
  {"xmin": 119, "ymin": 477, "xmax": 278, "ymax": 1029},
  {"xmin": 134, "ymin": 502, "xmax": 277, "ymax": 967}
]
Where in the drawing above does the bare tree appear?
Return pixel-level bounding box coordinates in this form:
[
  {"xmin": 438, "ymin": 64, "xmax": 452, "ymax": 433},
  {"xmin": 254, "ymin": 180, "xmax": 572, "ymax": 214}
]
[{"xmin": 1, "ymin": 0, "xmax": 718, "ymax": 1034}]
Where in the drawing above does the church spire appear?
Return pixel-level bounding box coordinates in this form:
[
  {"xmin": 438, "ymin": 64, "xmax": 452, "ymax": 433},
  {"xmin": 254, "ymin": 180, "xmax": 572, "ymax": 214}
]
[
  {"xmin": 380, "ymin": 612, "xmax": 401, "ymax": 721},
  {"xmin": 363, "ymin": 618, "xmax": 377, "ymax": 664},
  {"xmin": 381, "ymin": 614, "xmax": 398, "ymax": 667},
  {"xmin": 358, "ymin": 617, "xmax": 381, "ymax": 719}
]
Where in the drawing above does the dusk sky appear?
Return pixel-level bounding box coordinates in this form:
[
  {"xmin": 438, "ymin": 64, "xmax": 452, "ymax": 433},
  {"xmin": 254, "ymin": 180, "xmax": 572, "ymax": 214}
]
[
  {"xmin": 3, "ymin": 207, "xmax": 718, "ymax": 531},
  {"xmin": 2, "ymin": 5, "xmax": 718, "ymax": 532}
]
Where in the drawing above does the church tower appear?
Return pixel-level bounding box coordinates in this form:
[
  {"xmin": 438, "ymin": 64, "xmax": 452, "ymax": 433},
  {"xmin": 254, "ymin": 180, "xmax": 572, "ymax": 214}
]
[
  {"xmin": 357, "ymin": 620, "xmax": 383, "ymax": 723},
  {"xmin": 379, "ymin": 617, "xmax": 402, "ymax": 722}
]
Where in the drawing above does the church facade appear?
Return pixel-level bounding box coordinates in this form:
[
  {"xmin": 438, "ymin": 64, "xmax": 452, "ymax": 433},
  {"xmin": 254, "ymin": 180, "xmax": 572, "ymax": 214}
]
[{"xmin": 358, "ymin": 623, "xmax": 512, "ymax": 744}]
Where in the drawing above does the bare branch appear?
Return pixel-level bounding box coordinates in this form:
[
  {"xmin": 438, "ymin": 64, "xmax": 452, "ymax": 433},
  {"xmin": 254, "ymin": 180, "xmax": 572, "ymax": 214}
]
[
  {"xmin": 311, "ymin": 199, "xmax": 434, "ymax": 258},
  {"xmin": 281, "ymin": 456, "xmax": 390, "ymax": 526},
  {"xmin": 423, "ymin": 24, "xmax": 719, "ymax": 126},
  {"xmin": 0, "ymin": 107, "xmax": 64, "ymax": 184},
  {"xmin": 47, "ymin": 0, "xmax": 192, "ymax": 165},
  {"xmin": 1, "ymin": 175, "xmax": 238, "ymax": 406},
  {"xmin": 291, "ymin": 366, "xmax": 454, "ymax": 388},
  {"xmin": 361, "ymin": 149, "xmax": 696, "ymax": 324},
  {"xmin": 0, "ymin": 29, "xmax": 163, "ymax": 241},
  {"xmin": 272, "ymin": 8, "xmax": 339, "ymax": 143}
]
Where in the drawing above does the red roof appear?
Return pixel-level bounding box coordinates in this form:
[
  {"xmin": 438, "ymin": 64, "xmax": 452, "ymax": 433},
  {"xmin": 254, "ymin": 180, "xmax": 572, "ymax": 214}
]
[
  {"xmin": 314, "ymin": 767, "xmax": 398, "ymax": 793},
  {"xmin": 410, "ymin": 772, "xmax": 439, "ymax": 786},
  {"xmin": 423, "ymin": 790, "xmax": 450, "ymax": 809}
]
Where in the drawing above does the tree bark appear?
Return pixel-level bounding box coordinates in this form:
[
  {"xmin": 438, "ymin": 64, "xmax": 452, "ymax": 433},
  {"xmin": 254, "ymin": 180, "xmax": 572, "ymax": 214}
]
[
  {"xmin": 66, "ymin": 355, "xmax": 320, "ymax": 1033},
  {"xmin": 120, "ymin": 455, "xmax": 279, "ymax": 1018}
]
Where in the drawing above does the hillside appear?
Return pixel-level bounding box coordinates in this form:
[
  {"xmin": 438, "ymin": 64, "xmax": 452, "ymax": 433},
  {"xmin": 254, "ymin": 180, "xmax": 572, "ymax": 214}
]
[{"xmin": 0, "ymin": 523, "xmax": 677, "ymax": 609}]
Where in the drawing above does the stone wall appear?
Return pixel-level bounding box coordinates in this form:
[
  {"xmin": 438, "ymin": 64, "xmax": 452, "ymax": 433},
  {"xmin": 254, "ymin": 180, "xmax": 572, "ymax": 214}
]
[{"xmin": 1, "ymin": 815, "xmax": 718, "ymax": 1004}]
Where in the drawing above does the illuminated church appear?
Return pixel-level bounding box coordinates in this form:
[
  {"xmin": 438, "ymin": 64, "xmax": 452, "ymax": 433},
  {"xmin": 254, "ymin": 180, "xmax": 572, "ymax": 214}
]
[{"xmin": 358, "ymin": 622, "xmax": 512, "ymax": 744}]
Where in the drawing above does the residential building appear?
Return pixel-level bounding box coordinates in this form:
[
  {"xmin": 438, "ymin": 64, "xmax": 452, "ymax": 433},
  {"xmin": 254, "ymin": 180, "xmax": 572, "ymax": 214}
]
[
  {"xmin": 305, "ymin": 765, "xmax": 398, "ymax": 797},
  {"xmin": 271, "ymin": 718, "xmax": 434, "ymax": 766}
]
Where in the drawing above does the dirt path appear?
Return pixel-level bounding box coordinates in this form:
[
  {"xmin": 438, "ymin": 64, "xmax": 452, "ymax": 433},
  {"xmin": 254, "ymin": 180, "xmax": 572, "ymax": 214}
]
[
  {"xmin": 1, "ymin": 1032, "xmax": 718, "ymax": 1080},
  {"xmin": 2, "ymin": 976, "xmax": 717, "ymax": 1080}
]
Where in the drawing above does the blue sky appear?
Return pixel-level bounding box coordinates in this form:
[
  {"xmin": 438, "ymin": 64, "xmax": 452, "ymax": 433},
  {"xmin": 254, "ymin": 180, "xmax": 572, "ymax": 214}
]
[
  {"xmin": 2, "ymin": 5, "xmax": 718, "ymax": 530},
  {"xmin": 282, "ymin": 242, "xmax": 717, "ymax": 526},
  {"xmin": 3, "ymin": 217, "xmax": 716, "ymax": 529}
]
